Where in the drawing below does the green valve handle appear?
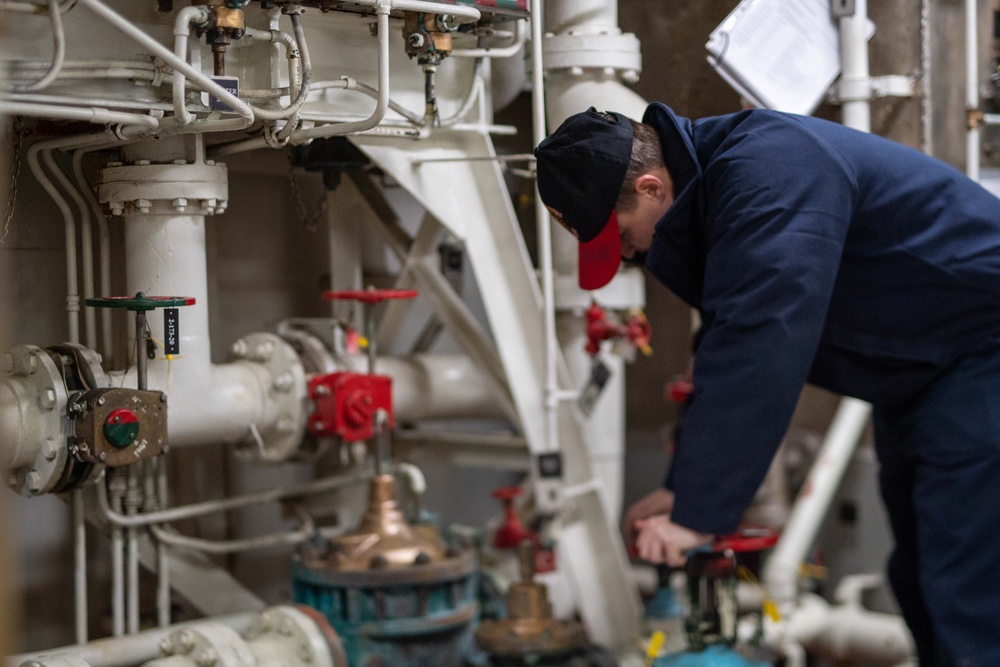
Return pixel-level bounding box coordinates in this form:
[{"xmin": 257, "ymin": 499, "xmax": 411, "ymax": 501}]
[
  {"xmin": 85, "ymin": 292, "xmax": 195, "ymax": 391},
  {"xmin": 85, "ymin": 292, "xmax": 196, "ymax": 312}
]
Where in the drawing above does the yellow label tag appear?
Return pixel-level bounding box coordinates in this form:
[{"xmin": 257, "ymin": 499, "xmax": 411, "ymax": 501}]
[
  {"xmin": 763, "ymin": 599, "xmax": 781, "ymax": 623},
  {"xmin": 645, "ymin": 630, "xmax": 666, "ymax": 666}
]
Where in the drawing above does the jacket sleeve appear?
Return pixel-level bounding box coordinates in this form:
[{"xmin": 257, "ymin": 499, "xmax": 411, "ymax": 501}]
[{"xmin": 668, "ymin": 130, "xmax": 857, "ymax": 535}]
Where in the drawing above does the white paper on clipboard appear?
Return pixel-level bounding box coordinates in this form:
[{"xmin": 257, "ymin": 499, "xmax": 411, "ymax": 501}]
[{"xmin": 706, "ymin": 0, "xmax": 871, "ymax": 115}]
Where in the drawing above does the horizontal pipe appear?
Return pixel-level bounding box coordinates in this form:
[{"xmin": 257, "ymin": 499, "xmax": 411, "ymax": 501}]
[
  {"xmin": 0, "ymin": 101, "xmax": 158, "ymax": 128},
  {"xmin": 97, "ymin": 470, "xmax": 370, "ymax": 529},
  {"xmin": 6, "ymin": 614, "xmax": 256, "ymax": 667}
]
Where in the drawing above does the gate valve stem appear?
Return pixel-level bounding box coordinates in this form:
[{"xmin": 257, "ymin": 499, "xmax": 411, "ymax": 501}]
[{"xmin": 323, "ymin": 288, "xmax": 418, "ymax": 374}]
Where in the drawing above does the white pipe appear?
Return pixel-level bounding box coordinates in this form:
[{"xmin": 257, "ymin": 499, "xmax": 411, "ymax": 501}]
[
  {"xmin": 530, "ymin": 0, "xmax": 560, "ymax": 460},
  {"xmin": 289, "ymin": 1, "xmax": 390, "ymax": 142},
  {"xmin": 97, "ymin": 470, "xmax": 371, "ymax": 528},
  {"xmin": 838, "ymin": 0, "xmax": 871, "ymax": 133},
  {"xmin": 7, "ymin": 0, "xmax": 66, "ymax": 92},
  {"xmin": 46, "ymin": 149, "xmax": 97, "ymax": 350},
  {"xmin": 452, "ymin": 19, "xmax": 527, "ymax": 58},
  {"xmin": 779, "ymin": 592, "xmax": 914, "ymax": 665},
  {"xmin": 74, "ymin": 0, "xmax": 254, "ymax": 131},
  {"xmin": 109, "ymin": 473, "xmax": 126, "ymax": 637},
  {"xmin": 349, "ymin": 0, "xmax": 480, "ymax": 21},
  {"xmin": 0, "ymin": 0, "xmax": 74, "ymax": 14},
  {"xmin": 72, "ymin": 147, "xmax": 114, "ymax": 361},
  {"xmin": 171, "ymin": 5, "xmax": 211, "ymax": 127},
  {"xmin": 763, "ymin": 397, "xmax": 871, "ymax": 612},
  {"xmin": 26, "ymin": 139, "xmax": 81, "ymax": 343},
  {"xmin": 126, "ymin": 467, "xmax": 140, "ymax": 635},
  {"xmin": 762, "ymin": 6, "xmax": 875, "ymax": 616},
  {"xmin": 6, "ymin": 613, "xmax": 256, "ymax": 667},
  {"xmin": 545, "ymin": 0, "xmax": 617, "ymax": 35},
  {"xmin": 156, "ymin": 458, "xmax": 170, "ymax": 628},
  {"xmin": 0, "ymin": 101, "xmax": 158, "ymax": 129},
  {"xmin": 150, "ymin": 522, "xmax": 313, "ymax": 555},
  {"xmin": 73, "ymin": 489, "xmax": 87, "ymax": 644},
  {"xmin": 110, "ymin": 210, "xmax": 277, "ymax": 446},
  {"xmin": 375, "ymin": 354, "xmax": 508, "ymax": 421},
  {"xmin": 966, "ymin": 0, "xmax": 980, "ymax": 180}
]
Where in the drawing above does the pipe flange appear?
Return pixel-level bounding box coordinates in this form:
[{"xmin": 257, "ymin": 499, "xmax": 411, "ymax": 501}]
[
  {"xmin": 96, "ymin": 160, "xmax": 229, "ymax": 217},
  {"xmin": 1, "ymin": 345, "xmax": 72, "ymax": 496},
  {"xmin": 228, "ymin": 332, "xmax": 308, "ymax": 462},
  {"xmin": 542, "ymin": 31, "xmax": 642, "ymax": 82},
  {"xmin": 243, "ymin": 605, "xmax": 347, "ymax": 667},
  {"xmin": 156, "ymin": 623, "xmax": 256, "ymax": 667}
]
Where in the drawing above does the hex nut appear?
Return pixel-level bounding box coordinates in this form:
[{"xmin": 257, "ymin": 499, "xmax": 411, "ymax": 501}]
[
  {"xmin": 1, "ymin": 352, "xmax": 13, "ymax": 373},
  {"xmin": 26, "ymin": 471, "xmax": 43, "ymax": 493},
  {"xmin": 40, "ymin": 388, "xmax": 57, "ymax": 410},
  {"xmin": 230, "ymin": 339, "xmax": 249, "ymax": 359}
]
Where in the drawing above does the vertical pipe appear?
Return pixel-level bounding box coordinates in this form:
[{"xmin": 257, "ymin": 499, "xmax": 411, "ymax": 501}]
[
  {"xmin": 156, "ymin": 457, "xmax": 171, "ymax": 628},
  {"xmin": 839, "ymin": 0, "xmax": 871, "ymax": 133},
  {"xmin": 126, "ymin": 466, "xmax": 141, "ymax": 634},
  {"xmin": 109, "ymin": 472, "xmax": 126, "ymax": 636},
  {"xmin": 966, "ymin": 0, "xmax": 981, "ymax": 180},
  {"xmin": 530, "ymin": 0, "xmax": 558, "ymax": 455},
  {"xmin": 763, "ymin": 397, "xmax": 871, "ymax": 612},
  {"xmin": 28, "ymin": 145, "xmax": 80, "ymax": 343},
  {"xmin": 73, "ymin": 489, "xmax": 88, "ymax": 644}
]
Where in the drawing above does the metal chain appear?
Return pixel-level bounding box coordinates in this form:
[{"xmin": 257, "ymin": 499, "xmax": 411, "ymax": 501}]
[
  {"xmin": 1, "ymin": 117, "xmax": 25, "ymax": 244},
  {"xmin": 288, "ymin": 166, "xmax": 327, "ymax": 232}
]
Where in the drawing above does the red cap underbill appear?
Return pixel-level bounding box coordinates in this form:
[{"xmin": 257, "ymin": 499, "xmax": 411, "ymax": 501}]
[{"xmin": 579, "ymin": 210, "xmax": 622, "ymax": 290}]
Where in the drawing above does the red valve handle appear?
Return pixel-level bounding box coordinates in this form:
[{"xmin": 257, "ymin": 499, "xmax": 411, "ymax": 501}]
[
  {"xmin": 323, "ymin": 289, "xmax": 418, "ymax": 304},
  {"xmin": 627, "ymin": 525, "xmax": 779, "ymax": 560},
  {"xmin": 492, "ymin": 486, "xmax": 522, "ymax": 502}
]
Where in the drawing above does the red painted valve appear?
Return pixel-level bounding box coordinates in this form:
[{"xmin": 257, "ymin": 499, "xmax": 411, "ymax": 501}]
[
  {"xmin": 492, "ymin": 486, "xmax": 537, "ymax": 550},
  {"xmin": 584, "ymin": 302, "xmax": 653, "ymax": 357},
  {"xmin": 308, "ymin": 373, "xmax": 394, "ymax": 442}
]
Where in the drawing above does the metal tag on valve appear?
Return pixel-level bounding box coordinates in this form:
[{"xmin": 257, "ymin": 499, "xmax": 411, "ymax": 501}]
[
  {"xmin": 577, "ymin": 358, "xmax": 612, "ymax": 418},
  {"xmin": 210, "ymin": 76, "xmax": 240, "ymax": 112},
  {"xmin": 164, "ymin": 308, "xmax": 180, "ymax": 355},
  {"xmin": 533, "ymin": 452, "xmax": 564, "ymax": 513}
]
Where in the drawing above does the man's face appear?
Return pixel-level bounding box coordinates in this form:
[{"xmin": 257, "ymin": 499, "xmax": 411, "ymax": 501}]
[{"xmin": 616, "ymin": 168, "xmax": 675, "ymax": 260}]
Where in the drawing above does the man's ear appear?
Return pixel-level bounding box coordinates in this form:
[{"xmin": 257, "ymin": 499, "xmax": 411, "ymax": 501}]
[{"xmin": 634, "ymin": 173, "xmax": 667, "ymax": 201}]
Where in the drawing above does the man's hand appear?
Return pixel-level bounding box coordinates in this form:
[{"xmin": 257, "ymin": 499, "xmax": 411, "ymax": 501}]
[
  {"xmin": 622, "ymin": 488, "xmax": 675, "ymax": 544},
  {"xmin": 634, "ymin": 514, "xmax": 714, "ymax": 567}
]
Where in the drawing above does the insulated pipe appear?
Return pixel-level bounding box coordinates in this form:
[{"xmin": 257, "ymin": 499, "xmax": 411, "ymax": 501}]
[
  {"xmin": 111, "ymin": 210, "xmax": 277, "ymax": 446},
  {"xmin": 966, "ymin": 0, "xmax": 980, "ymax": 181},
  {"xmin": 763, "ymin": 397, "xmax": 871, "ymax": 612}
]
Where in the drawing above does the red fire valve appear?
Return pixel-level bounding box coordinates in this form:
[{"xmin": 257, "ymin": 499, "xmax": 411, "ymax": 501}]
[
  {"xmin": 308, "ymin": 372, "xmax": 394, "ymax": 442},
  {"xmin": 585, "ymin": 302, "xmax": 653, "ymax": 357},
  {"xmin": 492, "ymin": 486, "xmax": 537, "ymax": 550}
]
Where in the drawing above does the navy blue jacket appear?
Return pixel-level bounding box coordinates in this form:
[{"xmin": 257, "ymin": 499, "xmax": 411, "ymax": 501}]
[{"xmin": 643, "ymin": 103, "xmax": 1000, "ymax": 535}]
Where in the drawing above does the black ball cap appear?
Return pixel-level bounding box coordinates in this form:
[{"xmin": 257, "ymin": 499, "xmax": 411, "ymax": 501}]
[{"xmin": 534, "ymin": 108, "xmax": 634, "ymax": 289}]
